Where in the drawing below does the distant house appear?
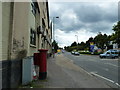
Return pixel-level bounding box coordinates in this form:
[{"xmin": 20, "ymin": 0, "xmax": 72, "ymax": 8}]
[
  {"xmin": 108, "ymin": 41, "xmax": 119, "ymax": 50},
  {"xmin": 113, "ymin": 43, "xmax": 118, "ymax": 49}
]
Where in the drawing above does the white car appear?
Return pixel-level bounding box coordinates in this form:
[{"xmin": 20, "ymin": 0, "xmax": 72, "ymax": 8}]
[
  {"xmin": 74, "ymin": 52, "xmax": 80, "ymax": 55},
  {"xmin": 99, "ymin": 50, "xmax": 119, "ymax": 59},
  {"xmin": 71, "ymin": 51, "xmax": 75, "ymax": 54}
]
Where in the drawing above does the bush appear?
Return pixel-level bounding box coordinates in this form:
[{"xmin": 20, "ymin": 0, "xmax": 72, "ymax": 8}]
[
  {"xmin": 79, "ymin": 52, "xmax": 91, "ymax": 54},
  {"xmin": 79, "ymin": 51, "xmax": 103, "ymax": 55},
  {"xmin": 92, "ymin": 52, "xmax": 102, "ymax": 55}
]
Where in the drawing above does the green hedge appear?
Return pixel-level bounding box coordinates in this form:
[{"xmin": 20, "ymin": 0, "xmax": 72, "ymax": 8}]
[
  {"xmin": 93, "ymin": 52, "xmax": 103, "ymax": 55},
  {"xmin": 79, "ymin": 52, "xmax": 103, "ymax": 55},
  {"xmin": 79, "ymin": 52, "xmax": 91, "ymax": 54}
]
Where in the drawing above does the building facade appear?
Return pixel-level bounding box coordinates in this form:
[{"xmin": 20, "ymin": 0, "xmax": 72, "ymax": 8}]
[{"xmin": 1, "ymin": 0, "xmax": 52, "ymax": 88}]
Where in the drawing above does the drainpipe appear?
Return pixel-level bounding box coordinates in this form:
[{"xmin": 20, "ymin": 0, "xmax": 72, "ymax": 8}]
[{"xmin": 7, "ymin": 2, "xmax": 14, "ymax": 88}]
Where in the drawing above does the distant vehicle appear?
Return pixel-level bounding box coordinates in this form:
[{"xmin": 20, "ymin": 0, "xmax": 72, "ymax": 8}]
[
  {"xmin": 62, "ymin": 50, "xmax": 65, "ymax": 53},
  {"xmin": 71, "ymin": 51, "xmax": 75, "ymax": 54},
  {"xmin": 99, "ymin": 49, "xmax": 119, "ymax": 59},
  {"xmin": 71, "ymin": 51, "xmax": 80, "ymax": 55},
  {"xmin": 74, "ymin": 52, "xmax": 80, "ymax": 55}
]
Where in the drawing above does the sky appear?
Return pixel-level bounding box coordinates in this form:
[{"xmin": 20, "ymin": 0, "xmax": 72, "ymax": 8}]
[{"xmin": 48, "ymin": 0, "xmax": 118, "ymax": 48}]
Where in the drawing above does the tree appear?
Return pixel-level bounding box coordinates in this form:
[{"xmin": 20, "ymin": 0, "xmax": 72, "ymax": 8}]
[
  {"xmin": 52, "ymin": 40, "xmax": 59, "ymax": 53},
  {"xmin": 64, "ymin": 42, "xmax": 78, "ymax": 52},
  {"xmin": 71, "ymin": 41, "xmax": 77, "ymax": 47},
  {"xmin": 78, "ymin": 42, "xmax": 86, "ymax": 50},
  {"xmin": 112, "ymin": 21, "xmax": 120, "ymax": 47},
  {"xmin": 85, "ymin": 37, "xmax": 94, "ymax": 49},
  {"xmin": 94, "ymin": 32, "xmax": 108, "ymax": 49}
]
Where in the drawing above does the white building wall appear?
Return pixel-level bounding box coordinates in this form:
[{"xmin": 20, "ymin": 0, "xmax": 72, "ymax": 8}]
[
  {"xmin": 113, "ymin": 43, "xmax": 118, "ymax": 49},
  {"xmin": 2, "ymin": 2, "xmax": 11, "ymax": 60},
  {"xmin": 1, "ymin": 1, "xmax": 51, "ymax": 60},
  {"xmin": 0, "ymin": 2, "xmax": 2, "ymax": 61},
  {"xmin": 27, "ymin": 2, "xmax": 37, "ymax": 56},
  {"xmin": 0, "ymin": 2, "xmax": 2, "ymax": 89},
  {"xmin": 11, "ymin": 2, "xmax": 30, "ymax": 60}
]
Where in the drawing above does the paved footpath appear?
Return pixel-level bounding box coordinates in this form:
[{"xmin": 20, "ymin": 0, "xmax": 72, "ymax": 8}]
[{"xmin": 34, "ymin": 54, "xmax": 118, "ymax": 88}]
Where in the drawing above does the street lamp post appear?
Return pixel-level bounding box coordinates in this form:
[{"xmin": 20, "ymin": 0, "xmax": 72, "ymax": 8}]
[
  {"xmin": 52, "ymin": 16, "xmax": 59, "ymax": 58},
  {"xmin": 75, "ymin": 35, "xmax": 78, "ymax": 51}
]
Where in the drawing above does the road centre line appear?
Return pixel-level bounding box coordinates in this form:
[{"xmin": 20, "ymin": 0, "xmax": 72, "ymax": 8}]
[{"xmin": 104, "ymin": 63, "xmax": 118, "ymax": 67}]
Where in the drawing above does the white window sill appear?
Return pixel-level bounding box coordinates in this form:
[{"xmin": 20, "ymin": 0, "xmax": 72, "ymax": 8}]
[{"xmin": 30, "ymin": 44, "xmax": 36, "ymax": 48}]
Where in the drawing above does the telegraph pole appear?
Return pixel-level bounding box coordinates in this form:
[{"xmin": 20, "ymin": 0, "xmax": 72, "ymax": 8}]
[{"xmin": 52, "ymin": 17, "xmax": 59, "ymax": 58}]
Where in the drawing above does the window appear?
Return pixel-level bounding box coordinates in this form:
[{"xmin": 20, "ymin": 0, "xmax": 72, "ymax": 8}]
[
  {"xmin": 42, "ymin": 19, "xmax": 45, "ymax": 31},
  {"xmin": 115, "ymin": 52, "xmax": 118, "ymax": 54},
  {"xmin": 42, "ymin": 24, "xmax": 45, "ymax": 33},
  {"xmin": 31, "ymin": 2, "xmax": 36, "ymax": 16},
  {"xmin": 111, "ymin": 52, "xmax": 115, "ymax": 54},
  {"xmin": 30, "ymin": 29, "xmax": 36, "ymax": 45},
  {"xmin": 106, "ymin": 52, "xmax": 110, "ymax": 54}
]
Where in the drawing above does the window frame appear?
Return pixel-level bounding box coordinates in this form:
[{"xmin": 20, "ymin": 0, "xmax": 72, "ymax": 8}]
[
  {"xmin": 31, "ymin": 2, "xmax": 36, "ymax": 16},
  {"xmin": 30, "ymin": 28, "xmax": 36, "ymax": 46}
]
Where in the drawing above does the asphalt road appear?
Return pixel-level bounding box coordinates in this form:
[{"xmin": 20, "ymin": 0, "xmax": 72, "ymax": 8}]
[{"xmin": 63, "ymin": 51, "xmax": 119, "ymax": 86}]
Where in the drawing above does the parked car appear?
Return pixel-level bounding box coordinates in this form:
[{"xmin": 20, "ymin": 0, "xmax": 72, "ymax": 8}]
[{"xmin": 99, "ymin": 50, "xmax": 119, "ymax": 59}]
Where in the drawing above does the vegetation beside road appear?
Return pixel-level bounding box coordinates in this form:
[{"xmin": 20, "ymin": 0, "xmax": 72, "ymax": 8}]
[
  {"xmin": 79, "ymin": 51, "xmax": 102, "ymax": 55},
  {"xmin": 64, "ymin": 21, "xmax": 120, "ymax": 53},
  {"xmin": 19, "ymin": 79, "xmax": 47, "ymax": 88},
  {"xmin": 52, "ymin": 21, "xmax": 120, "ymax": 56}
]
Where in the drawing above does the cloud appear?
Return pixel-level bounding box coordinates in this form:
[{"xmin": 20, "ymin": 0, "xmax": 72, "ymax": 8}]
[
  {"xmin": 74, "ymin": 3, "xmax": 117, "ymax": 23},
  {"xmin": 49, "ymin": 0, "xmax": 119, "ymax": 2},
  {"xmin": 55, "ymin": 29, "xmax": 97, "ymax": 47},
  {"xmin": 49, "ymin": 2, "xmax": 118, "ymax": 47}
]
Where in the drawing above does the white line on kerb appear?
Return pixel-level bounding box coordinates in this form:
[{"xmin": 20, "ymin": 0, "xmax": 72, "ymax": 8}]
[
  {"xmin": 115, "ymin": 83, "xmax": 120, "ymax": 87},
  {"xmin": 64, "ymin": 55, "xmax": 93, "ymax": 76},
  {"xmin": 90, "ymin": 72, "xmax": 120, "ymax": 88},
  {"xmin": 90, "ymin": 72, "xmax": 115, "ymax": 83}
]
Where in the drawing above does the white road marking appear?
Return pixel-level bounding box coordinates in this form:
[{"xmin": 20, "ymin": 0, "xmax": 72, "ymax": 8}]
[
  {"xmin": 104, "ymin": 63, "xmax": 118, "ymax": 67},
  {"xmin": 115, "ymin": 83, "xmax": 120, "ymax": 87},
  {"xmin": 64, "ymin": 55, "xmax": 93, "ymax": 76},
  {"xmin": 65, "ymin": 53, "xmax": 120, "ymax": 87},
  {"xmin": 90, "ymin": 72, "xmax": 115, "ymax": 83},
  {"xmin": 89, "ymin": 72, "xmax": 120, "ymax": 87},
  {"xmin": 78, "ymin": 68, "xmax": 93, "ymax": 76},
  {"xmin": 100, "ymin": 59, "xmax": 119, "ymax": 61},
  {"xmin": 90, "ymin": 71, "xmax": 98, "ymax": 74}
]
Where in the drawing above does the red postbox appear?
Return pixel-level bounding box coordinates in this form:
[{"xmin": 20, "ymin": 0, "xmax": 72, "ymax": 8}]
[{"xmin": 38, "ymin": 49, "xmax": 48, "ymax": 79}]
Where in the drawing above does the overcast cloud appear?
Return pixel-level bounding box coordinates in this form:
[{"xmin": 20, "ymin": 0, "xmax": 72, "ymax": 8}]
[{"xmin": 49, "ymin": 1, "xmax": 118, "ymax": 47}]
